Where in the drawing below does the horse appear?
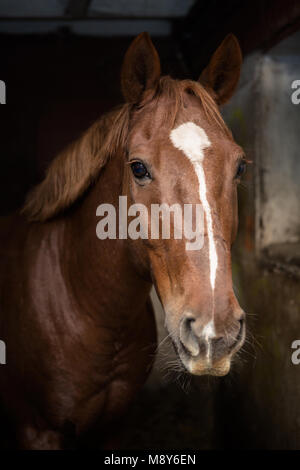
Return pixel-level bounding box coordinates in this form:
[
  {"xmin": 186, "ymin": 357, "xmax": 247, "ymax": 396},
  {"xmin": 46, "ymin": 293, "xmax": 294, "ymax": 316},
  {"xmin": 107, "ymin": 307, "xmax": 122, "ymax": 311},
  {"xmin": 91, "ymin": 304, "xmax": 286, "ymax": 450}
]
[{"xmin": 0, "ymin": 32, "xmax": 246, "ymax": 449}]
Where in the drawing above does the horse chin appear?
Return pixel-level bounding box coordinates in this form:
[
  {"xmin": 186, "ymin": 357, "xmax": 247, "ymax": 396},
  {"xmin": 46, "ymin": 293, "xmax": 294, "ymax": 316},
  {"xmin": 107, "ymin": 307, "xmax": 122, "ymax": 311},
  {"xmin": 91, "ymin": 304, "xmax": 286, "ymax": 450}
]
[{"xmin": 179, "ymin": 353, "xmax": 232, "ymax": 377}]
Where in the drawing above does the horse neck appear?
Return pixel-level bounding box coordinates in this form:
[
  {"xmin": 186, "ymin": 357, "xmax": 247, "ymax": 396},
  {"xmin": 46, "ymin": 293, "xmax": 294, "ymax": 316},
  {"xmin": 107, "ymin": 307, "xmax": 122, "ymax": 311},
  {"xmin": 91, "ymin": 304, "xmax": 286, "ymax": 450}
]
[{"xmin": 63, "ymin": 147, "xmax": 152, "ymax": 326}]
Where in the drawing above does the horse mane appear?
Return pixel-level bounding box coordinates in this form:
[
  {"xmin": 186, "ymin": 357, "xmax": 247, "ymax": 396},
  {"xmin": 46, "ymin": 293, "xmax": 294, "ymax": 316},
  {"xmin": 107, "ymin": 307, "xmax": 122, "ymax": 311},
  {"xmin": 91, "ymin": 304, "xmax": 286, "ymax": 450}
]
[
  {"xmin": 22, "ymin": 104, "xmax": 132, "ymax": 222},
  {"xmin": 23, "ymin": 76, "xmax": 229, "ymax": 222}
]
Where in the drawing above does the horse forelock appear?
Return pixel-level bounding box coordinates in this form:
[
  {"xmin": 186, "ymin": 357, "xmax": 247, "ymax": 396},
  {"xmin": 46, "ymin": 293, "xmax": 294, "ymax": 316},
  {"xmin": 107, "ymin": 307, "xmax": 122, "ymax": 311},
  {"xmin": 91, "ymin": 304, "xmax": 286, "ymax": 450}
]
[{"xmin": 141, "ymin": 76, "xmax": 231, "ymax": 136}]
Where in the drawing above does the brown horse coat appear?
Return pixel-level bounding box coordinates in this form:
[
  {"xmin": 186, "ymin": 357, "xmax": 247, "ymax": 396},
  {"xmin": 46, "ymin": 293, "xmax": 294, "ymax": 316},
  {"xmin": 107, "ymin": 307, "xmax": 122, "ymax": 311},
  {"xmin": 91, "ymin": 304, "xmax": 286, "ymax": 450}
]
[{"xmin": 0, "ymin": 32, "xmax": 245, "ymax": 449}]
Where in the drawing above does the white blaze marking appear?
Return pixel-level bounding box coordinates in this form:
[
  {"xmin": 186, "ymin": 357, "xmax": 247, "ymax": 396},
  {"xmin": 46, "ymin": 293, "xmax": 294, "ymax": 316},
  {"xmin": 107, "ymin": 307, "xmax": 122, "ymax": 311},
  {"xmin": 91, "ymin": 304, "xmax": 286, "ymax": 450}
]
[
  {"xmin": 202, "ymin": 319, "xmax": 216, "ymax": 360},
  {"xmin": 170, "ymin": 122, "xmax": 218, "ymax": 292},
  {"xmin": 202, "ymin": 319, "xmax": 216, "ymax": 339}
]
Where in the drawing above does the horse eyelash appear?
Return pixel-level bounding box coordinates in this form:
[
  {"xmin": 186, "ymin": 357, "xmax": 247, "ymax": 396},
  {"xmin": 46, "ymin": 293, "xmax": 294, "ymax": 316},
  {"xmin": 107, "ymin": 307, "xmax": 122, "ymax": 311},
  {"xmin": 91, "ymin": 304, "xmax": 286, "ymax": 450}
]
[{"xmin": 126, "ymin": 158, "xmax": 147, "ymax": 166}]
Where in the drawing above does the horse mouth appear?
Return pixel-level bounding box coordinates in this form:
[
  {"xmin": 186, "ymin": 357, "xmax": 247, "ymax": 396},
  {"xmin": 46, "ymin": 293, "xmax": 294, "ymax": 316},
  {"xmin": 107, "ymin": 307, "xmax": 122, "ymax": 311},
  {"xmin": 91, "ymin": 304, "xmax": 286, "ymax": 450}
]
[
  {"xmin": 185, "ymin": 356, "xmax": 232, "ymax": 376},
  {"xmin": 171, "ymin": 339, "xmax": 234, "ymax": 377},
  {"xmin": 181, "ymin": 351, "xmax": 232, "ymax": 376}
]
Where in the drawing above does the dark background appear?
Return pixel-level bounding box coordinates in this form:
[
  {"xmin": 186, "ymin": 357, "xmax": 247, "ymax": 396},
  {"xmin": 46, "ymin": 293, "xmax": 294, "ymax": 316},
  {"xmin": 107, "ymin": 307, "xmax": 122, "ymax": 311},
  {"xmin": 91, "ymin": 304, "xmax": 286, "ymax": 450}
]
[{"xmin": 1, "ymin": 0, "xmax": 300, "ymax": 449}]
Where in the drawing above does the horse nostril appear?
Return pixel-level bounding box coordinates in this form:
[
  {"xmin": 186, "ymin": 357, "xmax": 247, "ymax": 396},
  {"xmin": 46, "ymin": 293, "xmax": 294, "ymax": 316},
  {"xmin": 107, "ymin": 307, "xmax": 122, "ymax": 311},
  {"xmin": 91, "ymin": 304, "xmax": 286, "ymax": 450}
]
[
  {"xmin": 228, "ymin": 315, "xmax": 245, "ymax": 351},
  {"xmin": 178, "ymin": 313, "xmax": 246, "ymax": 360},
  {"xmin": 179, "ymin": 316, "xmax": 199, "ymax": 357},
  {"xmin": 239, "ymin": 311, "xmax": 245, "ymax": 321},
  {"xmin": 238, "ymin": 314, "xmax": 245, "ymax": 333}
]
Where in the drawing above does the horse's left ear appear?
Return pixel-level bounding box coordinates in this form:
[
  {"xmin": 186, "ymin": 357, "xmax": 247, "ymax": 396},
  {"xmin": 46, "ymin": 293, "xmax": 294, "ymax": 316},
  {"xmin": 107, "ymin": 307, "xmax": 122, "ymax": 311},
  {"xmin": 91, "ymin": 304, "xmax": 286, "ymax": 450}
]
[
  {"xmin": 121, "ymin": 32, "xmax": 161, "ymax": 104},
  {"xmin": 199, "ymin": 34, "xmax": 242, "ymax": 105}
]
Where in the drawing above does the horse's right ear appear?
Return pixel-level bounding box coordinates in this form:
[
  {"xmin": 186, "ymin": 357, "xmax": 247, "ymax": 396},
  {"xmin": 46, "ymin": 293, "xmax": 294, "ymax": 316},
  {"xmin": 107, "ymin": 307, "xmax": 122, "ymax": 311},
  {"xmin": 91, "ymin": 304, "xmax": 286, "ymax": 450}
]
[{"xmin": 121, "ymin": 32, "xmax": 161, "ymax": 104}]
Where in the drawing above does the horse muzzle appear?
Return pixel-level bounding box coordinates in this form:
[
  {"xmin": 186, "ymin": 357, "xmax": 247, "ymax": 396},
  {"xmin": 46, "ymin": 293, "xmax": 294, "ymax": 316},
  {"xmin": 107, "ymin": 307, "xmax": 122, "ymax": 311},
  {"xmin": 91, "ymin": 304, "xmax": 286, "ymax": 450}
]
[{"xmin": 174, "ymin": 312, "xmax": 246, "ymax": 376}]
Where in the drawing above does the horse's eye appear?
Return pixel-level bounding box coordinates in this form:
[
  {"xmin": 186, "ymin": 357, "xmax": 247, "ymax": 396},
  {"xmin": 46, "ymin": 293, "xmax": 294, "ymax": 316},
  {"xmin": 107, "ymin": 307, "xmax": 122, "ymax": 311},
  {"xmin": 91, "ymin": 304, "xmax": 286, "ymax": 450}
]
[
  {"xmin": 130, "ymin": 161, "xmax": 150, "ymax": 179},
  {"xmin": 236, "ymin": 159, "xmax": 247, "ymax": 178}
]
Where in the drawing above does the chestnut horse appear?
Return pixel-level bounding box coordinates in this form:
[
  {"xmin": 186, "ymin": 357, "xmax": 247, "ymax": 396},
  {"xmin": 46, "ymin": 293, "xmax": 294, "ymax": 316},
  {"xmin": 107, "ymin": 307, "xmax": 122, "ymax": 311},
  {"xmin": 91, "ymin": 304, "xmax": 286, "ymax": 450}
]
[{"xmin": 0, "ymin": 32, "xmax": 246, "ymax": 449}]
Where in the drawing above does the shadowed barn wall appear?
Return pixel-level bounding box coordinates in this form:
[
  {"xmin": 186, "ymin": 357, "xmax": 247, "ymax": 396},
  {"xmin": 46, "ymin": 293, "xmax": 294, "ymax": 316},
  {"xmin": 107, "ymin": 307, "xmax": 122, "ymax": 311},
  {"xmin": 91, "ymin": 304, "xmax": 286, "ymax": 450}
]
[{"xmin": 218, "ymin": 31, "xmax": 300, "ymax": 449}]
